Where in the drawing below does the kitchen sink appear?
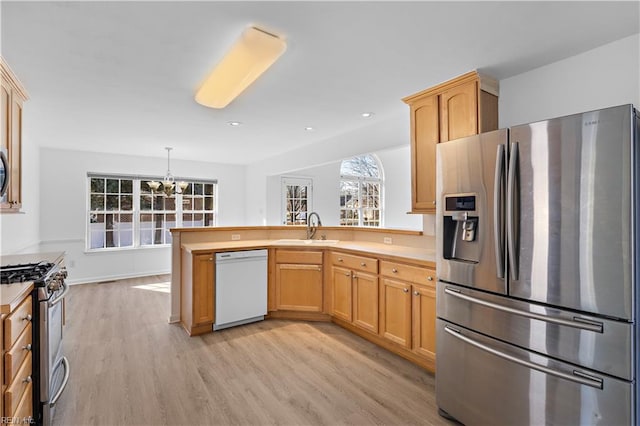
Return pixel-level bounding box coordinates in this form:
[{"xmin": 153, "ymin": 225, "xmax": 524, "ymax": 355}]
[{"xmin": 274, "ymin": 239, "xmax": 339, "ymax": 245}]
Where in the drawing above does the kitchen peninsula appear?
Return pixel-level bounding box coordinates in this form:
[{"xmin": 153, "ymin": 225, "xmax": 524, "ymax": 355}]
[{"xmin": 170, "ymin": 226, "xmax": 437, "ymax": 371}]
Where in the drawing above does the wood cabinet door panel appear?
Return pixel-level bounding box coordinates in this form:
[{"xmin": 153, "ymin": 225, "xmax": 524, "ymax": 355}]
[
  {"xmin": 411, "ymin": 95, "xmax": 439, "ymax": 212},
  {"xmin": 193, "ymin": 254, "xmax": 214, "ymax": 325},
  {"xmin": 4, "ymin": 296, "xmax": 32, "ymax": 349},
  {"xmin": 440, "ymin": 80, "xmax": 478, "ymax": 142},
  {"xmin": 379, "ymin": 278, "xmax": 411, "ymax": 348},
  {"xmin": 5, "ymin": 323, "xmax": 32, "ymax": 385},
  {"xmin": 412, "ymin": 283, "xmax": 436, "ymax": 360},
  {"xmin": 352, "ymin": 272, "xmax": 378, "ymax": 334},
  {"xmin": 275, "ymin": 264, "xmax": 323, "ymax": 312},
  {"xmin": 331, "ymin": 266, "xmax": 352, "ymax": 322}
]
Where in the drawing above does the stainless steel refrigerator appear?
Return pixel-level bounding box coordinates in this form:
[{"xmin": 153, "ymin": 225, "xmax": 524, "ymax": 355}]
[{"xmin": 435, "ymin": 104, "xmax": 639, "ymax": 425}]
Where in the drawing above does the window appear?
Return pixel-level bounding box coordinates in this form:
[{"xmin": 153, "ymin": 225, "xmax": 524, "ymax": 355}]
[
  {"xmin": 339, "ymin": 154, "xmax": 383, "ymax": 227},
  {"xmin": 282, "ymin": 177, "xmax": 312, "ymax": 225},
  {"xmin": 88, "ymin": 174, "xmax": 217, "ymax": 250}
]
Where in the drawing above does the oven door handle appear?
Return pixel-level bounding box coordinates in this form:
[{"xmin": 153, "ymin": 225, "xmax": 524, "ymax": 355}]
[
  {"xmin": 49, "ymin": 356, "xmax": 70, "ymax": 407},
  {"xmin": 48, "ymin": 281, "xmax": 69, "ymax": 307}
]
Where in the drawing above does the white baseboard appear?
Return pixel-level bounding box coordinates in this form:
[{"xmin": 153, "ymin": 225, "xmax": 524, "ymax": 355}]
[{"xmin": 168, "ymin": 315, "xmax": 181, "ymax": 324}]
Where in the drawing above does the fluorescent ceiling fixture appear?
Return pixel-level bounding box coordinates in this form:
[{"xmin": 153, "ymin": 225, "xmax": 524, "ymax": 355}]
[
  {"xmin": 304, "ymin": 126, "xmax": 314, "ymax": 131},
  {"xmin": 227, "ymin": 121, "xmax": 242, "ymax": 126},
  {"xmin": 361, "ymin": 112, "xmax": 374, "ymax": 118},
  {"xmin": 195, "ymin": 26, "xmax": 287, "ymax": 109}
]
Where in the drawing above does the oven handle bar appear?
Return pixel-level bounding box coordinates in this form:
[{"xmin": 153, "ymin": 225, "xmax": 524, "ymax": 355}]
[
  {"xmin": 48, "ymin": 281, "xmax": 69, "ymax": 307},
  {"xmin": 49, "ymin": 356, "xmax": 70, "ymax": 407}
]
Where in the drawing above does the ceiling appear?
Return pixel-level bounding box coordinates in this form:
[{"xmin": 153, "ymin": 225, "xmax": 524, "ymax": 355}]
[{"xmin": 1, "ymin": 1, "xmax": 638, "ymax": 165}]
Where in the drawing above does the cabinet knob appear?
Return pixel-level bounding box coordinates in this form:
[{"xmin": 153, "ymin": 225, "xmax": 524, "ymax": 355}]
[
  {"xmin": 209, "ymin": 258, "xmax": 213, "ymax": 261},
  {"xmin": 23, "ymin": 376, "xmax": 32, "ymax": 384},
  {"xmin": 317, "ymin": 267, "xmax": 322, "ymax": 272},
  {"xmin": 391, "ymin": 268, "xmax": 398, "ymax": 273},
  {"xmin": 23, "ymin": 314, "xmax": 32, "ymax": 322},
  {"xmin": 338, "ymin": 258, "xmax": 343, "ymax": 262},
  {"xmin": 427, "ymin": 276, "xmax": 433, "ymax": 281},
  {"xmin": 432, "ymin": 200, "xmax": 436, "ymax": 205},
  {"xmin": 414, "ymin": 291, "xmax": 420, "ymax": 296},
  {"xmin": 344, "ymin": 273, "xmax": 351, "ymax": 277},
  {"xmin": 360, "ymin": 262, "xmax": 366, "ymax": 267},
  {"xmin": 23, "ymin": 344, "xmax": 32, "ymax": 351},
  {"xmin": 403, "ymin": 288, "xmax": 409, "ymax": 293}
]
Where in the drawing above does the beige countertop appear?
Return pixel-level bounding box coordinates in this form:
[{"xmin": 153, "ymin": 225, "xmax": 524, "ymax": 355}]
[
  {"xmin": 182, "ymin": 240, "xmax": 435, "ymax": 265},
  {"xmin": 1, "ymin": 251, "xmax": 65, "ymax": 314}
]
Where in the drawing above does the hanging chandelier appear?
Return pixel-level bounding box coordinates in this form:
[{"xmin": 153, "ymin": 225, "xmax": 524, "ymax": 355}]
[{"xmin": 147, "ymin": 147, "xmax": 188, "ymax": 197}]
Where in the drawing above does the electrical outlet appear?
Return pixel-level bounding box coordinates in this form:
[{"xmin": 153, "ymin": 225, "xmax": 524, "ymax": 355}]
[
  {"xmin": 383, "ymin": 237, "xmax": 392, "ymax": 244},
  {"xmin": 231, "ymin": 234, "xmax": 241, "ymax": 241}
]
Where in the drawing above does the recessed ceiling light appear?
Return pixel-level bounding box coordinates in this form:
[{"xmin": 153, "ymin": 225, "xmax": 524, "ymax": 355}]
[
  {"xmin": 227, "ymin": 121, "xmax": 242, "ymax": 126},
  {"xmin": 361, "ymin": 112, "xmax": 374, "ymax": 118},
  {"xmin": 304, "ymin": 126, "xmax": 315, "ymax": 131}
]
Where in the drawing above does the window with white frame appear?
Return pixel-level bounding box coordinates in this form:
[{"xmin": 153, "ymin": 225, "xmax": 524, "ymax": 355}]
[
  {"xmin": 282, "ymin": 177, "xmax": 312, "ymax": 225},
  {"xmin": 88, "ymin": 174, "xmax": 217, "ymax": 250},
  {"xmin": 339, "ymin": 154, "xmax": 383, "ymax": 227}
]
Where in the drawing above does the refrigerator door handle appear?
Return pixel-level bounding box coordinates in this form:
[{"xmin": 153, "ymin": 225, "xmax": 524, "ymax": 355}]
[
  {"xmin": 493, "ymin": 144, "xmax": 506, "ymax": 280},
  {"xmin": 444, "ymin": 287, "xmax": 603, "ymax": 333},
  {"xmin": 507, "ymin": 141, "xmax": 519, "ymax": 281},
  {"xmin": 443, "ymin": 325, "xmax": 604, "ymax": 389}
]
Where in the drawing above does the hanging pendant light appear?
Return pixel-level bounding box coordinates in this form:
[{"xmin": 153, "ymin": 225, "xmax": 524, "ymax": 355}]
[{"xmin": 148, "ymin": 147, "xmax": 188, "ymax": 197}]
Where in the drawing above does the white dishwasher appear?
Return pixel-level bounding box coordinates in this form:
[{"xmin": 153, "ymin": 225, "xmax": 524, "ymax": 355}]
[{"xmin": 214, "ymin": 249, "xmax": 268, "ymax": 331}]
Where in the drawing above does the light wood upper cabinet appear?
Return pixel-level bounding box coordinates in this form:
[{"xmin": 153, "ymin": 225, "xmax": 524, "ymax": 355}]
[
  {"xmin": 0, "ymin": 58, "xmax": 28, "ymax": 212},
  {"xmin": 403, "ymin": 70, "xmax": 498, "ymax": 213},
  {"xmin": 274, "ymin": 250, "xmax": 323, "ymax": 313}
]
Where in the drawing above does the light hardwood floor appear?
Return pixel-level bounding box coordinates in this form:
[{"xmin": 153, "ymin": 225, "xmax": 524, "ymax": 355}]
[{"xmin": 54, "ymin": 275, "xmax": 454, "ymax": 426}]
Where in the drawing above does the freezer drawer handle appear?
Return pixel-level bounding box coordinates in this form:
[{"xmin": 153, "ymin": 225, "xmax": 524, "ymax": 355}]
[
  {"xmin": 443, "ymin": 325, "xmax": 604, "ymax": 389},
  {"xmin": 444, "ymin": 287, "xmax": 603, "ymax": 333}
]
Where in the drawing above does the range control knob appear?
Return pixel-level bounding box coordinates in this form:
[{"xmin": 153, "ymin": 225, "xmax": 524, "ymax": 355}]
[
  {"xmin": 59, "ymin": 267, "xmax": 68, "ymax": 279},
  {"xmin": 48, "ymin": 279, "xmax": 62, "ymax": 291}
]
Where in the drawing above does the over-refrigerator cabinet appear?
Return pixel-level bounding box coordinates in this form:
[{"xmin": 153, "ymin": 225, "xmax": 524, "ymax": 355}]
[{"xmin": 435, "ymin": 105, "xmax": 639, "ymax": 425}]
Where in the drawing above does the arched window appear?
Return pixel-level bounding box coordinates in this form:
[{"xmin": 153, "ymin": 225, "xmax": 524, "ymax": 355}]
[{"xmin": 339, "ymin": 154, "xmax": 383, "ymax": 227}]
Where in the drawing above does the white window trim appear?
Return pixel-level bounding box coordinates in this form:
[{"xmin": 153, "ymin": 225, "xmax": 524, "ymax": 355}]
[
  {"xmin": 86, "ymin": 173, "xmax": 218, "ymax": 251},
  {"xmin": 281, "ymin": 176, "xmax": 313, "ymax": 225},
  {"xmin": 339, "ymin": 154, "xmax": 384, "ymax": 227}
]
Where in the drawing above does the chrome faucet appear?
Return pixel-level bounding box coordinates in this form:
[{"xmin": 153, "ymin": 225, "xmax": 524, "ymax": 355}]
[{"xmin": 306, "ymin": 212, "xmax": 322, "ymax": 239}]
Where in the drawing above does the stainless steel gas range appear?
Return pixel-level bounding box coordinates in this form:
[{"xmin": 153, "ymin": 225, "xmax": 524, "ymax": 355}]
[{"xmin": 1, "ymin": 254, "xmax": 71, "ymax": 426}]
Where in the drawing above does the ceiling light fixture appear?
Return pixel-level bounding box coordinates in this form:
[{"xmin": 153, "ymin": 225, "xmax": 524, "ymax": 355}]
[
  {"xmin": 361, "ymin": 112, "xmax": 374, "ymax": 118},
  {"xmin": 147, "ymin": 147, "xmax": 188, "ymax": 197},
  {"xmin": 304, "ymin": 126, "xmax": 315, "ymax": 131},
  {"xmin": 195, "ymin": 26, "xmax": 287, "ymax": 109},
  {"xmin": 227, "ymin": 121, "xmax": 242, "ymax": 126}
]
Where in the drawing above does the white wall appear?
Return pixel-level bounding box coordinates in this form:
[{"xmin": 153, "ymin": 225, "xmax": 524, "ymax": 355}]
[
  {"xmin": 38, "ymin": 147, "xmax": 246, "ymax": 284},
  {"xmin": 499, "ymin": 34, "xmax": 640, "ymax": 127},
  {"xmin": 245, "ymin": 113, "xmax": 409, "ymax": 226},
  {"xmin": 265, "ymin": 146, "xmax": 422, "ymax": 230},
  {"xmin": 0, "ymin": 116, "xmax": 41, "ymax": 254}
]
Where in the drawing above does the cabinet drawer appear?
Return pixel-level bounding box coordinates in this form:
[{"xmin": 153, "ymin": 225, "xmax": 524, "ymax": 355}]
[
  {"xmin": 4, "ymin": 323, "xmax": 32, "ymax": 385},
  {"xmin": 275, "ymin": 250, "xmax": 323, "ymax": 265},
  {"xmin": 4, "ymin": 351, "xmax": 32, "ymax": 416},
  {"xmin": 4, "ymin": 296, "xmax": 32, "ymax": 349},
  {"xmin": 331, "ymin": 252, "xmax": 378, "ymax": 273},
  {"xmin": 9, "ymin": 381, "xmax": 33, "ymax": 420},
  {"xmin": 380, "ymin": 260, "xmax": 436, "ymax": 286}
]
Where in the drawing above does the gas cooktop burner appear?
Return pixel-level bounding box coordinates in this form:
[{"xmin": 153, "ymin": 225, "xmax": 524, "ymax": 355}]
[{"xmin": 0, "ymin": 262, "xmax": 56, "ymax": 284}]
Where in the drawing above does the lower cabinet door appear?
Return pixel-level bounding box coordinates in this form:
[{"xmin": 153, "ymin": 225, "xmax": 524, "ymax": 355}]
[
  {"xmin": 276, "ymin": 264, "xmax": 323, "ymax": 312},
  {"xmin": 412, "ymin": 282, "xmax": 436, "ymax": 360},
  {"xmin": 352, "ymin": 272, "xmax": 379, "ymax": 334},
  {"xmin": 193, "ymin": 254, "xmax": 215, "ymax": 325},
  {"xmin": 379, "ymin": 278, "xmax": 411, "ymax": 348},
  {"xmin": 331, "ymin": 266, "xmax": 353, "ymax": 322}
]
